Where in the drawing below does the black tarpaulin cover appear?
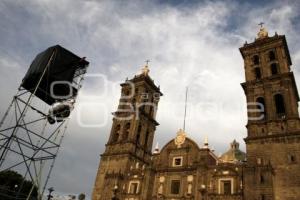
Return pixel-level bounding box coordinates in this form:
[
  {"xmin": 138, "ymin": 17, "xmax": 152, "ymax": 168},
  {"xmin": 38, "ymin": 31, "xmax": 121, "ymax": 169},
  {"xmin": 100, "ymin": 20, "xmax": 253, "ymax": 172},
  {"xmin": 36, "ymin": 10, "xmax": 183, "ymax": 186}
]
[{"xmin": 21, "ymin": 45, "xmax": 89, "ymax": 105}]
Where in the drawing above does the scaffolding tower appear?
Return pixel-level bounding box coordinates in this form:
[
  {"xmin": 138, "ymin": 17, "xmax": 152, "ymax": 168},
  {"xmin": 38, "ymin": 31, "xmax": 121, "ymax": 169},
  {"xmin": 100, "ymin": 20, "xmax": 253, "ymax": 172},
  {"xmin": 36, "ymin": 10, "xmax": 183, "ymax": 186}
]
[{"xmin": 0, "ymin": 45, "xmax": 89, "ymax": 200}]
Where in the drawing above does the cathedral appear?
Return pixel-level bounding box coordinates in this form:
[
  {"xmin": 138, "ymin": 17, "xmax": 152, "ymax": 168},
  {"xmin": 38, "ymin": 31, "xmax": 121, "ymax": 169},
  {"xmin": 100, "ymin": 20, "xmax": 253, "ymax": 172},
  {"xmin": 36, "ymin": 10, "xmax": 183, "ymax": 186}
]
[{"xmin": 92, "ymin": 26, "xmax": 300, "ymax": 200}]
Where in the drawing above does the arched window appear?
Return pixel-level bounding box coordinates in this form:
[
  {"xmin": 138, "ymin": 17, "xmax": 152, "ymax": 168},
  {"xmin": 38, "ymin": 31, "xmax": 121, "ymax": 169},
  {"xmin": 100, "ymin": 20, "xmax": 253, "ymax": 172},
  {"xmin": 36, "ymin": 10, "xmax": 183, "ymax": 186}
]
[
  {"xmin": 112, "ymin": 124, "xmax": 121, "ymax": 142},
  {"xmin": 135, "ymin": 87, "xmax": 139, "ymax": 96},
  {"xmin": 274, "ymin": 94, "xmax": 286, "ymax": 115},
  {"xmin": 136, "ymin": 125, "xmax": 142, "ymax": 145},
  {"xmin": 269, "ymin": 51, "xmax": 276, "ymax": 61},
  {"xmin": 253, "ymin": 55, "xmax": 260, "ymax": 65},
  {"xmin": 123, "ymin": 123, "xmax": 130, "ymax": 141},
  {"xmin": 270, "ymin": 63, "xmax": 278, "ymax": 75},
  {"xmin": 256, "ymin": 97, "xmax": 266, "ymax": 120},
  {"xmin": 149, "ymin": 97, "xmax": 155, "ymax": 117},
  {"xmin": 260, "ymin": 174, "xmax": 265, "ymax": 183},
  {"xmin": 132, "ymin": 98, "xmax": 136, "ymax": 109},
  {"xmin": 254, "ymin": 67, "xmax": 261, "ymax": 79},
  {"xmin": 144, "ymin": 130, "xmax": 149, "ymax": 148},
  {"xmin": 149, "ymin": 106, "xmax": 153, "ymax": 117}
]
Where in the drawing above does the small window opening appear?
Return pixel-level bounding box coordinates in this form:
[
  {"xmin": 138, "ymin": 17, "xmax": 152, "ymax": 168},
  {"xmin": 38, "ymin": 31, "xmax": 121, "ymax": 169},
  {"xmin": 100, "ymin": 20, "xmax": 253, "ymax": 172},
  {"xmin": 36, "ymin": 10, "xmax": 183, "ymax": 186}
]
[
  {"xmin": 274, "ymin": 94, "xmax": 286, "ymax": 116},
  {"xmin": 172, "ymin": 157, "xmax": 183, "ymax": 167},
  {"xmin": 260, "ymin": 174, "xmax": 265, "ymax": 183},
  {"xmin": 253, "ymin": 55, "xmax": 260, "ymax": 65},
  {"xmin": 136, "ymin": 125, "xmax": 142, "ymax": 144},
  {"xmin": 256, "ymin": 97, "xmax": 266, "ymax": 120},
  {"xmin": 271, "ymin": 63, "xmax": 278, "ymax": 75},
  {"xmin": 255, "ymin": 67, "xmax": 262, "ymax": 79},
  {"xmin": 288, "ymin": 154, "xmax": 296, "ymax": 163},
  {"xmin": 269, "ymin": 51, "xmax": 276, "ymax": 61}
]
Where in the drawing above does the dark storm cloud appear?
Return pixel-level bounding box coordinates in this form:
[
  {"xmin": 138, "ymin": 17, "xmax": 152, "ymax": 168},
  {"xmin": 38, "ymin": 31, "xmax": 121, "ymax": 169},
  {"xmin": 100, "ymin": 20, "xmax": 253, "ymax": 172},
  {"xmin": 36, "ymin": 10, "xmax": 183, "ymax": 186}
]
[{"xmin": 1, "ymin": 0, "xmax": 300, "ymax": 199}]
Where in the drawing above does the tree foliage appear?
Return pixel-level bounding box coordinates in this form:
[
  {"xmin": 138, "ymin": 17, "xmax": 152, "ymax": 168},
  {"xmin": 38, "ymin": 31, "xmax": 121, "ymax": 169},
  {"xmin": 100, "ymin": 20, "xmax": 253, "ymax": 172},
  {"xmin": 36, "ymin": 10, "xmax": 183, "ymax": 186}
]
[{"xmin": 0, "ymin": 170, "xmax": 38, "ymax": 200}]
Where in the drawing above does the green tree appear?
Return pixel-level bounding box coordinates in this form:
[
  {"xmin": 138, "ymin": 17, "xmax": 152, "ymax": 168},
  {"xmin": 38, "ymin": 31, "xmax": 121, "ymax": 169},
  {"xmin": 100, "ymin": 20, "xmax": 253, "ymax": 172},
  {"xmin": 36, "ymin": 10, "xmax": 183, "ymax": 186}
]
[
  {"xmin": 78, "ymin": 193, "xmax": 85, "ymax": 200},
  {"xmin": 0, "ymin": 170, "xmax": 38, "ymax": 200}
]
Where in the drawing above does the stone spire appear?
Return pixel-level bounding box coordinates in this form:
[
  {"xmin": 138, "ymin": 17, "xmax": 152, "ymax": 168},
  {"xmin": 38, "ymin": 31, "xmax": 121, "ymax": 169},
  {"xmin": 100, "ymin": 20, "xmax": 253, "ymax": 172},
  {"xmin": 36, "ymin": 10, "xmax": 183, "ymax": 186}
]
[
  {"xmin": 203, "ymin": 135, "xmax": 209, "ymax": 149},
  {"xmin": 153, "ymin": 142, "xmax": 160, "ymax": 154}
]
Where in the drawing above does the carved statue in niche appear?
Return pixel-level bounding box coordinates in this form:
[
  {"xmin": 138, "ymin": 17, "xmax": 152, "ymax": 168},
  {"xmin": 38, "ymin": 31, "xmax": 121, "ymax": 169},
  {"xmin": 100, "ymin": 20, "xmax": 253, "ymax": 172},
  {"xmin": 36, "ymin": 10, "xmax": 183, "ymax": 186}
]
[
  {"xmin": 158, "ymin": 176, "xmax": 165, "ymax": 195},
  {"xmin": 187, "ymin": 175, "xmax": 193, "ymax": 194}
]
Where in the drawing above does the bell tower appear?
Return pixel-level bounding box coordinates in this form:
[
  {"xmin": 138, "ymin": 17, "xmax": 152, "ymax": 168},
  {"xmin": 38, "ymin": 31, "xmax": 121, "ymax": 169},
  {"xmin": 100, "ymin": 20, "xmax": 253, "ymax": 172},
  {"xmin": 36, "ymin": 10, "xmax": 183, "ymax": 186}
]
[
  {"xmin": 240, "ymin": 25, "xmax": 300, "ymax": 200},
  {"xmin": 92, "ymin": 64, "xmax": 163, "ymax": 200}
]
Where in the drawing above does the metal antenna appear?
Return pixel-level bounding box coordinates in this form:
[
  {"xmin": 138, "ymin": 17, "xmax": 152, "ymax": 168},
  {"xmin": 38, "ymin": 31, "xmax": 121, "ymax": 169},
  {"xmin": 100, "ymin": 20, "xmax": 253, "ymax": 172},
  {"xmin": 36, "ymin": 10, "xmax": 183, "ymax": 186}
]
[{"xmin": 183, "ymin": 87, "xmax": 188, "ymax": 131}]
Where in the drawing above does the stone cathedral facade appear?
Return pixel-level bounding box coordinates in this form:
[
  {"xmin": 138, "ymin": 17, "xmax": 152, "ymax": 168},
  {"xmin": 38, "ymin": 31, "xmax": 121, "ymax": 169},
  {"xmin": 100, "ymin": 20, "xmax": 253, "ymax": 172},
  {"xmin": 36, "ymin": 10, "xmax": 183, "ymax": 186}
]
[{"xmin": 92, "ymin": 27, "xmax": 300, "ymax": 200}]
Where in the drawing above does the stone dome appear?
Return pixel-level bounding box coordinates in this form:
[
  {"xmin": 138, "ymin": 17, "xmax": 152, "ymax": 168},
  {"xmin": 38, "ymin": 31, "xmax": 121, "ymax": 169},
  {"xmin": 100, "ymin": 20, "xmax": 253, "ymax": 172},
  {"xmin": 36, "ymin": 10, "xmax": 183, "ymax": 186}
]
[{"xmin": 219, "ymin": 140, "xmax": 246, "ymax": 163}]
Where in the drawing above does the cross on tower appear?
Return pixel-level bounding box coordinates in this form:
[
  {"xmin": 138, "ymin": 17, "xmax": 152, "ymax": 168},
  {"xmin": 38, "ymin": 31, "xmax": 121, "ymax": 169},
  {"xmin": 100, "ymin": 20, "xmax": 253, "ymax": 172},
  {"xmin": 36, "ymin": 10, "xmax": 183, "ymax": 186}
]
[
  {"xmin": 258, "ymin": 22, "xmax": 264, "ymax": 28},
  {"xmin": 145, "ymin": 59, "xmax": 150, "ymax": 66}
]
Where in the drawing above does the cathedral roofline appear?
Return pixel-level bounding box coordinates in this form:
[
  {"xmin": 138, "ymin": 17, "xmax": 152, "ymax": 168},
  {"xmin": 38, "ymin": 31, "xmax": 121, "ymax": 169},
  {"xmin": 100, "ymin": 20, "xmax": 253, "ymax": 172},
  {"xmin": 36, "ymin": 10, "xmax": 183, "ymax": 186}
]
[{"xmin": 159, "ymin": 136, "xmax": 201, "ymax": 153}]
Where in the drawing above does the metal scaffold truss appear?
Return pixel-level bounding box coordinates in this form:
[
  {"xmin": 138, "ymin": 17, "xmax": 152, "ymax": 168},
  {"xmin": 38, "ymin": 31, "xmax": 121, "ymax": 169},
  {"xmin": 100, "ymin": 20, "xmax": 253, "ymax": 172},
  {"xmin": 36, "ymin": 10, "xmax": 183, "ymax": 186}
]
[
  {"xmin": 0, "ymin": 89, "xmax": 69, "ymax": 199},
  {"xmin": 0, "ymin": 45, "xmax": 89, "ymax": 200}
]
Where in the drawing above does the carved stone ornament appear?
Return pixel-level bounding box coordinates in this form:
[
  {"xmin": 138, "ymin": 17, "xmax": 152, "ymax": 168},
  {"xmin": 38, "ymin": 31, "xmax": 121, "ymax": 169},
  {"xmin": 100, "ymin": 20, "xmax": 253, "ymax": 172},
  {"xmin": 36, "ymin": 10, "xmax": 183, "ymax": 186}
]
[
  {"xmin": 187, "ymin": 175, "xmax": 193, "ymax": 182},
  {"xmin": 159, "ymin": 176, "xmax": 165, "ymax": 183},
  {"xmin": 174, "ymin": 129, "xmax": 186, "ymax": 148}
]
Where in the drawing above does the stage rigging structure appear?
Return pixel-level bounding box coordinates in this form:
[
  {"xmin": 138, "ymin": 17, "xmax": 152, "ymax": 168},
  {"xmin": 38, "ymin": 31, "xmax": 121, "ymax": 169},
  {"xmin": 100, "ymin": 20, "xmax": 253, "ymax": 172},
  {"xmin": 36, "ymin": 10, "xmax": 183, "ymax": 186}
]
[{"xmin": 0, "ymin": 45, "xmax": 89, "ymax": 200}]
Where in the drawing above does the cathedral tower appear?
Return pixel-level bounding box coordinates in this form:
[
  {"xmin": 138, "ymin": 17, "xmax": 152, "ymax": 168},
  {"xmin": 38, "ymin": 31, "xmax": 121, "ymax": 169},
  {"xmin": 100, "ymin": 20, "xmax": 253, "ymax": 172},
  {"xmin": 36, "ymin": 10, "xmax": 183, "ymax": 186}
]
[
  {"xmin": 240, "ymin": 25, "xmax": 300, "ymax": 200},
  {"xmin": 92, "ymin": 64, "xmax": 163, "ymax": 200}
]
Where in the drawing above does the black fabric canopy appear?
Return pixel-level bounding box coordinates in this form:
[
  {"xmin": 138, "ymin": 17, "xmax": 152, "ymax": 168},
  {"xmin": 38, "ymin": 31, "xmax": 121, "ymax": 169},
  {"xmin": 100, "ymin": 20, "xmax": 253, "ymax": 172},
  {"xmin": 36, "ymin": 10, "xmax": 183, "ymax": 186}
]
[{"xmin": 21, "ymin": 45, "xmax": 89, "ymax": 105}]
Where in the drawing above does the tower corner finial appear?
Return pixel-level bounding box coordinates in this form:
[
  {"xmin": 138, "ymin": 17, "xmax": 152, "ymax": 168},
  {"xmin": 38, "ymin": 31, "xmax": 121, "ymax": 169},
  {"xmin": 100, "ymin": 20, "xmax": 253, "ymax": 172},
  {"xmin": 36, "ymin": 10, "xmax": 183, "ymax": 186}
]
[
  {"xmin": 154, "ymin": 142, "xmax": 160, "ymax": 154},
  {"xmin": 203, "ymin": 135, "xmax": 209, "ymax": 149}
]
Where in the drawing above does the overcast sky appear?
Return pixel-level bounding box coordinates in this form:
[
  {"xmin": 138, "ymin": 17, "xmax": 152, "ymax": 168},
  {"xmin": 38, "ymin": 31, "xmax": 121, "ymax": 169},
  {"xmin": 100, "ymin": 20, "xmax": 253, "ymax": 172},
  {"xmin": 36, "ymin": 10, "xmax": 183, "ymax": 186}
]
[{"xmin": 1, "ymin": 0, "xmax": 300, "ymax": 199}]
